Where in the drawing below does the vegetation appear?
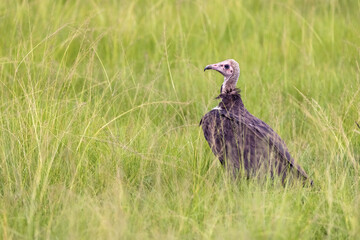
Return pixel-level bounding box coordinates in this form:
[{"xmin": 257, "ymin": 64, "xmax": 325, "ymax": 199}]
[{"xmin": 0, "ymin": 0, "xmax": 359, "ymax": 239}]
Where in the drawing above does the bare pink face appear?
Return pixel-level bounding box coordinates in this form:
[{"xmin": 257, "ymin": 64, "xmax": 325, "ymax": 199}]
[{"xmin": 204, "ymin": 60, "xmax": 235, "ymax": 78}]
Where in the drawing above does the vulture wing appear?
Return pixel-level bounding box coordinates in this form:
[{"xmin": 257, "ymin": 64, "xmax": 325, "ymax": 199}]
[{"xmin": 200, "ymin": 108, "xmax": 311, "ymax": 183}]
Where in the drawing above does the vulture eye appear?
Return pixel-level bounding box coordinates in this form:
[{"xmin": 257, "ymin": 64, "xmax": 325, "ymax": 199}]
[{"xmin": 224, "ymin": 64, "xmax": 230, "ymax": 69}]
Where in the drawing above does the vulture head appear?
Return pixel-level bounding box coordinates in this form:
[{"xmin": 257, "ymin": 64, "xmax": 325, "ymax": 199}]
[{"xmin": 204, "ymin": 59, "xmax": 240, "ymax": 93}]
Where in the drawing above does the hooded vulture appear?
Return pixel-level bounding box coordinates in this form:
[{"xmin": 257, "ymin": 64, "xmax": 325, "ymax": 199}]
[{"xmin": 200, "ymin": 59, "xmax": 312, "ymax": 185}]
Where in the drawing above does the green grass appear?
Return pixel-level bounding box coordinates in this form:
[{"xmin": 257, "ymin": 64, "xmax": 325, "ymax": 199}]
[{"xmin": 0, "ymin": 0, "xmax": 359, "ymax": 239}]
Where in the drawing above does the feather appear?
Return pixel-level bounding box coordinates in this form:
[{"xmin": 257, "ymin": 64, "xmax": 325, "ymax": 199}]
[{"xmin": 200, "ymin": 87, "xmax": 312, "ymax": 185}]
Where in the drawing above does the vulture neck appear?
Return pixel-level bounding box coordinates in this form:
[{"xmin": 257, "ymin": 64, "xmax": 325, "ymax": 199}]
[
  {"xmin": 217, "ymin": 88, "xmax": 245, "ymax": 112},
  {"xmin": 221, "ymin": 72, "xmax": 239, "ymax": 94}
]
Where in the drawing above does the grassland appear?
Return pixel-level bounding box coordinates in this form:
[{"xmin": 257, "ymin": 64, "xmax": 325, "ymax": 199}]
[{"xmin": 0, "ymin": 0, "xmax": 359, "ymax": 239}]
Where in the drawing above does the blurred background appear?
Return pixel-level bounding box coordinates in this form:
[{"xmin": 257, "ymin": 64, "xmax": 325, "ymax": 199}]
[{"xmin": 0, "ymin": 0, "xmax": 359, "ymax": 239}]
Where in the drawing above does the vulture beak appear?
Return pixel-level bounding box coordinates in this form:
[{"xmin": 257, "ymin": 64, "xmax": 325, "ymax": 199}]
[
  {"xmin": 204, "ymin": 63, "xmax": 225, "ymax": 76},
  {"xmin": 204, "ymin": 65, "xmax": 212, "ymax": 71}
]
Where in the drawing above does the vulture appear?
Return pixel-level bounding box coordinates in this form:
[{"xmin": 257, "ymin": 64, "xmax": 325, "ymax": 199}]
[{"xmin": 200, "ymin": 59, "xmax": 312, "ymax": 185}]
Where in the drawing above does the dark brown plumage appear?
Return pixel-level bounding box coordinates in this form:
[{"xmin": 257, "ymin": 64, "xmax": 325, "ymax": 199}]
[{"xmin": 200, "ymin": 59, "xmax": 312, "ymax": 185}]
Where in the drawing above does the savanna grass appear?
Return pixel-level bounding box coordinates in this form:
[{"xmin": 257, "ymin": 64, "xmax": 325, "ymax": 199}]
[{"xmin": 0, "ymin": 0, "xmax": 359, "ymax": 239}]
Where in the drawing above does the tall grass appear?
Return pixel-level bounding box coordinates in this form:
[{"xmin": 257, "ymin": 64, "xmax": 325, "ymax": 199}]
[{"xmin": 0, "ymin": 0, "xmax": 359, "ymax": 239}]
